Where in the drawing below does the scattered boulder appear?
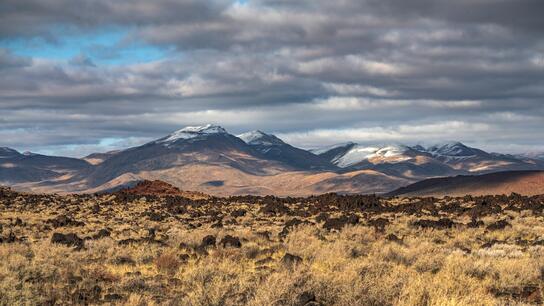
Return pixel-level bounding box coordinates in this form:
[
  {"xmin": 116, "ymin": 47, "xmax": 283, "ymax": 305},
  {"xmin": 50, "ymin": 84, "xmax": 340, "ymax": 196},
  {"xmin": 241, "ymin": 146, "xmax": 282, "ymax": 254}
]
[
  {"xmin": 51, "ymin": 232, "xmax": 84, "ymax": 250},
  {"xmin": 91, "ymin": 204, "xmax": 100, "ymax": 214},
  {"xmin": 0, "ymin": 231, "xmax": 22, "ymax": 244},
  {"xmin": 259, "ymin": 202, "xmax": 290, "ymax": 215},
  {"xmin": 469, "ymin": 200, "xmax": 502, "ymax": 218},
  {"xmin": 281, "ymin": 253, "xmax": 303, "ymax": 268},
  {"xmin": 491, "ymin": 285, "xmax": 542, "ymax": 304},
  {"xmin": 13, "ymin": 217, "xmax": 23, "ymax": 226},
  {"xmin": 147, "ymin": 228, "xmax": 157, "ymax": 238},
  {"xmin": 466, "ymin": 218, "xmax": 484, "ymax": 228},
  {"xmin": 412, "ymin": 218, "xmax": 456, "ymax": 229},
  {"xmin": 144, "ymin": 211, "xmax": 165, "ymax": 222},
  {"xmin": 211, "ymin": 221, "xmax": 223, "ymax": 228},
  {"xmin": 118, "ymin": 238, "xmax": 139, "ymax": 246},
  {"xmin": 200, "ymin": 235, "xmax": 216, "ymax": 248},
  {"xmin": 323, "ymin": 215, "xmax": 358, "ymax": 231},
  {"xmin": 386, "ymin": 234, "xmax": 403, "ymax": 244},
  {"xmin": 279, "ymin": 218, "xmax": 311, "ymax": 237},
  {"xmin": 113, "ymin": 256, "xmax": 136, "ymax": 266},
  {"xmin": 71, "ymin": 285, "xmax": 102, "ymax": 304},
  {"xmin": 47, "ymin": 215, "xmax": 84, "ymax": 228},
  {"xmin": 367, "ymin": 218, "xmax": 389, "ymax": 232},
  {"xmin": 481, "ymin": 239, "xmax": 501, "ymax": 249},
  {"xmin": 178, "ymin": 254, "xmax": 190, "ymax": 263},
  {"xmin": 194, "ymin": 246, "xmax": 209, "ymax": 257},
  {"xmin": 90, "ymin": 228, "xmax": 111, "ymax": 240},
  {"xmin": 179, "ymin": 242, "xmax": 191, "ymax": 251},
  {"xmin": 315, "ymin": 212, "xmax": 329, "ymax": 223},
  {"xmin": 220, "ymin": 235, "xmax": 242, "ymax": 248},
  {"xmin": 486, "ymin": 219, "xmax": 511, "ymax": 231},
  {"xmin": 103, "ymin": 294, "xmax": 123, "ymax": 302},
  {"xmin": 296, "ymin": 291, "xmax": 317, "ymax": 306},
  {"xmin": 230, "ymin": 209, "xmax": 247, "ymax": 217}
]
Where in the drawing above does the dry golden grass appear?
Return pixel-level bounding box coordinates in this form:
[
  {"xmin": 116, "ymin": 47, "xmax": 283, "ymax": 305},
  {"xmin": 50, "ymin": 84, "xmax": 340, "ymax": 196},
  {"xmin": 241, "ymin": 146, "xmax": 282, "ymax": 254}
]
[{"xmin": 0, "ymin": 189, "xmax": 543, "ymax": 305}]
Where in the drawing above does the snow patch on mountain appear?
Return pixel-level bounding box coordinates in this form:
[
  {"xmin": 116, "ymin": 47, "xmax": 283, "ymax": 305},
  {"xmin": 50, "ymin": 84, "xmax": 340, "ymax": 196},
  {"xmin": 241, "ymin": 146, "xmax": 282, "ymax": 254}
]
[
  {"xmin": 159, "ymin": 124, "xmax": 227, "ymax": 143},
  {"xmin": 237, "ymin": 130, "xmax": 284, "ymax": 146},
  {"xmin": 310, "ymin": 142, "xmax": 355, "ymax": 155},
  {"xmin": 427, "ymin": 142, "xmax": 476, "ymax": 157},
  {"xmin": 333, "ymin": 144, "xmax": 411, "ymax": 168}
]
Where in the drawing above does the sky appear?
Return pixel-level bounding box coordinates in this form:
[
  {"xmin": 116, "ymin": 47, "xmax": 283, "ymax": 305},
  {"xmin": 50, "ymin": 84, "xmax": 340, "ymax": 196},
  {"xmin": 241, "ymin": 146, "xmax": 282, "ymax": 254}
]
[{"xmin": 1, "ymin": 0, "xmax": 543, "ymax": 157}]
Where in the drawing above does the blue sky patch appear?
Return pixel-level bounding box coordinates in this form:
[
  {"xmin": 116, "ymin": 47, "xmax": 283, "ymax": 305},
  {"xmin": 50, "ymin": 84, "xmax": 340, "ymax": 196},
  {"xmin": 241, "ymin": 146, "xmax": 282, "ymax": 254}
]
[{"xmin": 0, "ymin": 26, "xmax": 171, "ymax": 66}]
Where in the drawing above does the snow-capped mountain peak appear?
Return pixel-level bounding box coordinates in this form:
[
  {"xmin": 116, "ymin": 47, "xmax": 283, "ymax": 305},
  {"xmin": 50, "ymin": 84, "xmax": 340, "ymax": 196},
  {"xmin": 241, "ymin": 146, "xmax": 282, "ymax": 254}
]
[
  {"xmin": 426, "ymin": 142, "xmax": 479, "ymax": 157},
  {"xmin": 237, "ymin": 130, "xmax": 284, "ymax": 146},
  {"xmin": 310, "ymin": 142, "xmax": 355, "ymax": 155},
  {"xmin": 411, "ymin": 145, "xmax": 426, "ymax": 152},
  {"xmin": 158, "ymin": 124, "xmax": 228, "ymax": 143},
  {"xmin": 333, "ymin": 144, "xmax": 412, "ymax": 168}
]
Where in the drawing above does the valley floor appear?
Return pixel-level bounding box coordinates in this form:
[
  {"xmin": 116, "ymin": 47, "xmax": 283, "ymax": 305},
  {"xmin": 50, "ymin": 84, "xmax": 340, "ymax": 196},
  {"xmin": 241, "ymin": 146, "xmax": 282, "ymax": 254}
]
[{"xmin": 0, "ymin": 187, "xmax": 543, "ymax": 305}]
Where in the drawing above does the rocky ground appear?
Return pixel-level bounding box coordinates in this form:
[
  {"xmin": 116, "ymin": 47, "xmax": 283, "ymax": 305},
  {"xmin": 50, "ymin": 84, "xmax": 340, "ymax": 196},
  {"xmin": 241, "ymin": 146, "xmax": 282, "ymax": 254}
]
[{"xmin": 0, "ymin": 181, "xmax": 543, "ymax": 305}]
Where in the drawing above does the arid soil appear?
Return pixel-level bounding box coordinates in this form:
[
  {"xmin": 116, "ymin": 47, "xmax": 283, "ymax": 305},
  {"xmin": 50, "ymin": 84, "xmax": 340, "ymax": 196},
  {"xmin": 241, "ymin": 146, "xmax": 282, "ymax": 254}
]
[{"xmin": 0, "ymin": 181, "xmax": 543, "ymax": 305}]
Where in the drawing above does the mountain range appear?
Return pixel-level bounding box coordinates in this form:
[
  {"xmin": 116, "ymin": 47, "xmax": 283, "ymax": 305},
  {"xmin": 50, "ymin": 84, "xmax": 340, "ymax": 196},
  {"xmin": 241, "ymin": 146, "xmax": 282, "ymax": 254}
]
[
  {"xmin": 1, "ymin": 124, "xmax": 543, "ymax": 196},
  {"xmin": 389, "ymin": 170, "xmax": 544, "ymax": 197}
]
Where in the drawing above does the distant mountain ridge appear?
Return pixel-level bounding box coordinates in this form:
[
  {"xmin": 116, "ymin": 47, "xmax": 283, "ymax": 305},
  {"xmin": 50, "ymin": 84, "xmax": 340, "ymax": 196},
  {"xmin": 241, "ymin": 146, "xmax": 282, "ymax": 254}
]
[
  {"xmin": 1, "ymin": 124, "xmax": 543, "ymax": 196},
  {"xmin": 238, "ymin": 130, "xmax": 335, "ymax": 171},
  {"xmin": 0, "ymin": 147, "xmax": 91, "ymax": 184},
  {"xmin": 314, "ymin": 141, "xmax": 544, "ymax": 176},
  {"xmin": 388, "ymin": 170, "xmax": 544, "ymax": 197}
]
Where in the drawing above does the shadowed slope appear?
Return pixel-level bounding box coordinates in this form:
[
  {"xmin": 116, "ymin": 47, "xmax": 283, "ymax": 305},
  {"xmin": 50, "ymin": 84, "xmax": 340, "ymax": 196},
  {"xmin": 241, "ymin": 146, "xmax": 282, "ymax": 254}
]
[{"xmin": 389, "ymin": 170, "xmax": 544, "ymax": 197}]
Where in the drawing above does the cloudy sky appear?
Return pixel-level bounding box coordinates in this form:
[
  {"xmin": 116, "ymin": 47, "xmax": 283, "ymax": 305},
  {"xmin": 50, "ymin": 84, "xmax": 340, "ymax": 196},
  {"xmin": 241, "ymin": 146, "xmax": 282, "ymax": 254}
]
[{"xmin": 1, "ymin": 0, "xmax": 543, "ymax": 157}]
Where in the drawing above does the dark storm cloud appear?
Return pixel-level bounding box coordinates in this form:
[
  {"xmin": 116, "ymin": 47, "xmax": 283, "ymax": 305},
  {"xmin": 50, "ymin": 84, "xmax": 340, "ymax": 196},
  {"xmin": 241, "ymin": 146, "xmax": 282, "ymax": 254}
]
[
  {"xmin": 0, "ymin": 0, "xmax": 543, "ymax": 156},
  {"xmin": 0, "ymin": 0, "xmax": 230, "ymax": 38}
]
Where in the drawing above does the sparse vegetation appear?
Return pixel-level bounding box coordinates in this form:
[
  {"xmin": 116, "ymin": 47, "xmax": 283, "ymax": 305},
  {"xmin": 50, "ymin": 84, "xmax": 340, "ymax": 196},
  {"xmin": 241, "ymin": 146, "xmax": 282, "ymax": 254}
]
[{"xmin": 0, "ymin": 184, "xmax": 543, "ymax": 305}]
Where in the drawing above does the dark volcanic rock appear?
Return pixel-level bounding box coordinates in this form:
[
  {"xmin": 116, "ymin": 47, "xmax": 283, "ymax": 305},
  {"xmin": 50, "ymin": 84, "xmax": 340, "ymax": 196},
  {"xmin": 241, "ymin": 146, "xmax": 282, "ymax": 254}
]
[
  {"xmin": 211, "ymin": 220, "xmax": 223, "ymax": 228},
  {"xmin": 144, "ymin": 211, "xmax": 166, "ymax": 222},
  {"xmin": 103, "ymin": 294, "xmax": 123, "ymax": 302},
  {"xmin": 323, "ymin": 214, "xmax": 359, "ymax": 231},
  {"xmin": 367, "ymin": 218, "xmax": 389, "ymax": 232},
  {"xmin": 259, "ymin": 202, "xmax": 290, "ymax": 215},
  {"xmin": 230, "ymin": 209, "xmax": 247, "ymax": 217},
  {"xmin": 486, "ymin": 219, "xmax": 511, "ymax": 231},
  {"xmin": 201, "ymin": 235, "xmax": 216, "ymax": 248},
  {"xmin": 279, "ymin": 218, "xmax": 312, "ymax": 237},
  {"xmin": 315, "ymin": 212, "xmax": 329, "ymax": 223},
  {"xmin": 281, "ymin": 253, "xmax": 303, "ymax": 267},
  {"xmin": 466, "ymin": 218, "xmax": 485, "ymax": 228},
  {"xmin": 220, "ymin": 235, "xmax": 242, "ymax": 248},
  {"xmin": 386, "ymin": 234, "xmax": 403, "ymax": 244},
  {"xmin": 296, "ymin": 291, "xmax": 317, "ymax": 306},
  {"xmin": 91, "ymin": 228, "xmax": 111, "ymax": 240},
  {"xmin": 481, "ymin": 239, "xmax": 501, "ymax": 248},
  {"xmin": 47, "ymin": 215, "xmax": 85, "ymax": 228},
  {"xmin": 51, "ymin": 232, "xmax": 84, "ymax": 250},
  {"xmin": 469, "ymin": 200, "xmax": 502, "ymax": 218},
  {"xmin": 113, "ymin": 256, "xmax": 136, "ymax": 266},
  {"xmin": 118, "ymin": 238, "xmax": 139, "ymax": 246},
  {"xmin": 412, "ymin": 218, "xmax": 456, "ymax": 229},
  {"xmin": 1, "ymin": 231, "xmax": 22, "ymax": 244},
  {"xmin": 72, "ymin": 285, "xmax": 102, "ymax": 304}
]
